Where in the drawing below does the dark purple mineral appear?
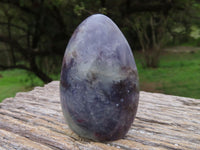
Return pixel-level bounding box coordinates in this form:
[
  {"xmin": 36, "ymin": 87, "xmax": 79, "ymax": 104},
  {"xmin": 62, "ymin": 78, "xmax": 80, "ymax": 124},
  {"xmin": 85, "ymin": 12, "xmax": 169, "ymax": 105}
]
[{"xmin": 60, "ymin": 14, "xmax": 139, "ymax": 142}]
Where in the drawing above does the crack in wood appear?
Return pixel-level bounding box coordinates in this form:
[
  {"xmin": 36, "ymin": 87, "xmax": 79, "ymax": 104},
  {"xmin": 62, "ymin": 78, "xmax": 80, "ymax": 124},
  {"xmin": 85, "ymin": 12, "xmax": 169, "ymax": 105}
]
[{"xmin": 136, "ymin": 117, "xmax": 171, "ymax": 125}]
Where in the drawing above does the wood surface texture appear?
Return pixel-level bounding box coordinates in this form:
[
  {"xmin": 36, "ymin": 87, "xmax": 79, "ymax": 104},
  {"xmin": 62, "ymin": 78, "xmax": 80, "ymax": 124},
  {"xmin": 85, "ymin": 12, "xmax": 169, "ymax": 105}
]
[{"xmin": 0, "ymin": 81, "xmax": 199, "ymax": 150}]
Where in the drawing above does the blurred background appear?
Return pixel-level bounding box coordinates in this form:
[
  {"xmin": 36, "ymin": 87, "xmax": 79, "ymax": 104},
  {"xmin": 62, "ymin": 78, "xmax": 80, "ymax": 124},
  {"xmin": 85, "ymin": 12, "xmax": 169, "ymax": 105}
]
[{"xmin": 0, "ymin": 0, "xmax": 200, "ymax": 102}]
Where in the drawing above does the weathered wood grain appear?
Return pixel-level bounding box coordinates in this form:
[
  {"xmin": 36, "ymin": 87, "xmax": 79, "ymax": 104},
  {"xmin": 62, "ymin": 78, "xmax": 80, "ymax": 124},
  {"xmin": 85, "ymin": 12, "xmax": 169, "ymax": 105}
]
[{"xmin": 0, "ymin": 81, "xmax": 199, "ymax": 150}]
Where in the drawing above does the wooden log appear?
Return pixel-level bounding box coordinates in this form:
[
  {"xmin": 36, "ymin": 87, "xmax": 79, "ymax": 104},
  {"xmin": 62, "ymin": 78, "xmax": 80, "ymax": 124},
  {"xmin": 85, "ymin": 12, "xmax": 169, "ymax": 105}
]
[{"xmin": 0, "ymin": 81, "xmax": 199, "ymax": 150}]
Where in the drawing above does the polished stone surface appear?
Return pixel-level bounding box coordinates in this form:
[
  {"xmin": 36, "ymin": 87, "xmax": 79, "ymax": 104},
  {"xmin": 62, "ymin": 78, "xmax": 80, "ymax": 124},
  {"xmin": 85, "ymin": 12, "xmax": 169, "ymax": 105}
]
[{"xmin": 60, "ymin": 14, "xmax": 139, "ymax": 142}]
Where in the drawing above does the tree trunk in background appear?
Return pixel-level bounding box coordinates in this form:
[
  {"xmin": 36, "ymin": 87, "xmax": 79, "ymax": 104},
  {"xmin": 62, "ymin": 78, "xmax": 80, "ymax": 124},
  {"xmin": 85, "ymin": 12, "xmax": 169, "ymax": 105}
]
[
  {"xmin": 29, "ymin": 56, "xmax": 52, "ymax": 83},
  {"xmin": 134, "ymin": 13, "xmax": 167, "ymax": 68},
  {"xmin": 7, "ymin": 17, "xmax": 16, "ymax": 65}
]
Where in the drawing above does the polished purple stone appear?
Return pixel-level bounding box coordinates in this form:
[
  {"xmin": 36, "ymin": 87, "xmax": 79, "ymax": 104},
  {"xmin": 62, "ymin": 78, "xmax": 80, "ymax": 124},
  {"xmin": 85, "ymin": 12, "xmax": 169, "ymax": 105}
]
[{"xmin": 60, "ymin": 14, "xmax": 139, "ymax": 142}]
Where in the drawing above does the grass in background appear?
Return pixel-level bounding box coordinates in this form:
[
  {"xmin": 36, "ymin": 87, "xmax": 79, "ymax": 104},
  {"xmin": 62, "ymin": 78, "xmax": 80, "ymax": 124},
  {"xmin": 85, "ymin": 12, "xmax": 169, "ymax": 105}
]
[
  {"xmin": 135, "ymin": 50, "xmax": 200, "ymax": 99},
  {"xmin": 0, "ymin": 69, "xmax": 44, "ymax": 102}
]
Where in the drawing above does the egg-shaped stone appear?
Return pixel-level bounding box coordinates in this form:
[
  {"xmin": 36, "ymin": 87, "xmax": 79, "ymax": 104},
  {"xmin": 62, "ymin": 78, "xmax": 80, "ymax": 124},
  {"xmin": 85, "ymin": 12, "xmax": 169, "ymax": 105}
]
[{"xmin": 60, "ymin": 14, "xmax": 139, "ymax": 142}]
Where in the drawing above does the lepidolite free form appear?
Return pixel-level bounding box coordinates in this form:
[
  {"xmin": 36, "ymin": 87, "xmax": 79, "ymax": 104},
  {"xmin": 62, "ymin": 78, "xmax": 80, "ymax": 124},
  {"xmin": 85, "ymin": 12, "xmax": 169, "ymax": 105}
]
[{"xmin": 60, "ymin": 14, "xmax": 139, "ymax": 142}]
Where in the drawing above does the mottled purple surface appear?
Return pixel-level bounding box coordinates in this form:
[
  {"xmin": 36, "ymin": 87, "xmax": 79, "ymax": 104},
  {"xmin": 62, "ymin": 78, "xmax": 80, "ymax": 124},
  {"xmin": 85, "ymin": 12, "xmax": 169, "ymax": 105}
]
[{"xmin": 60, "ymin": 14, "xmax": 139, "ymax": 142}]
